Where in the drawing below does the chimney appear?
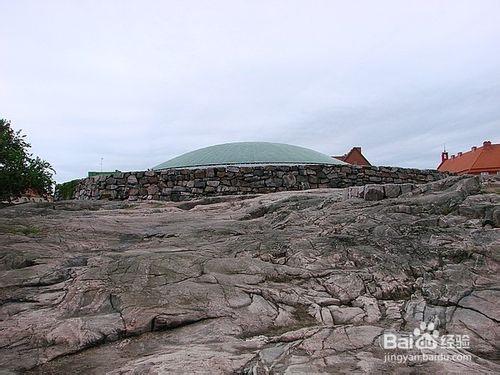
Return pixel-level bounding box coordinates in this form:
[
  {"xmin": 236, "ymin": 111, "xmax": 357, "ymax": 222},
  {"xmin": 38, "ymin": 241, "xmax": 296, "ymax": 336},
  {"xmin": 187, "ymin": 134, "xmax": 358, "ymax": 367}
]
[
  {"xmin": 471, "ymin": 146, "xmax": 477, "ymax": 151},
  {"xmin": 441, "ymin": 151, "xmax": 449, "ymax": 162},
  {"xmin": 483, "ymin": 140, "xmax": 492, "ymax": 147},
  {"xmin": 457, "ymin": 152, "xmax": 463, "ymax": 157},
  {"xmin": 353, "ymin": 147, "xmax": 361, "ymax": 153},
  {"xmin": 451, "ymin": 154, "xmax": 456, "ymax": 159}
]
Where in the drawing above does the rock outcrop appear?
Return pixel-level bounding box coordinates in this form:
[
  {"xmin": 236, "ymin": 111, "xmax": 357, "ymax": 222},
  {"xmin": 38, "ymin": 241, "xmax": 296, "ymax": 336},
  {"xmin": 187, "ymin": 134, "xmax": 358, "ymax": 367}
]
[{"xmin": 0, "ymin": 176, "xmax": 498, "ymax": 374}]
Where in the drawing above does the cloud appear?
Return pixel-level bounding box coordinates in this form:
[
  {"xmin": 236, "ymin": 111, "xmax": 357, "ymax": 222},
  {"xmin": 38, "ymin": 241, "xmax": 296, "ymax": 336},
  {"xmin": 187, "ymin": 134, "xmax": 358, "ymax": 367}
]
[{"xmin": 1, "ymin": 0, "xmax": 499, "ymax": 182}]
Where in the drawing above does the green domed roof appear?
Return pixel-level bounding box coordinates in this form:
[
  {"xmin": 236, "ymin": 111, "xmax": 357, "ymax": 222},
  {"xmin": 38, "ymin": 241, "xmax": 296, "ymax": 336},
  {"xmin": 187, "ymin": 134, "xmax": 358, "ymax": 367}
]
[{"xmin": 153, "ymin": 142, "xmax": 345, "ymax": 170}]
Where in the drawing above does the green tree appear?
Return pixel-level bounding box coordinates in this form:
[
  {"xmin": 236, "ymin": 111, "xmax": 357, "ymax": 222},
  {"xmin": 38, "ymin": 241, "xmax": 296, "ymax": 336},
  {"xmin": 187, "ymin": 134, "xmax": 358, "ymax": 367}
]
[{"xmin": 0, "ymin": 119, "xmax": 55, "ymax": 201}]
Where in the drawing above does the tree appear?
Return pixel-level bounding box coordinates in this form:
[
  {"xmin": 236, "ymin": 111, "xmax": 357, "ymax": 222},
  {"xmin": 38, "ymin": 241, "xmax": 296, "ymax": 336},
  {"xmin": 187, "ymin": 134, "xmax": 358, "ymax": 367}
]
[{"xmin": 0, "ymin": 119, "xmax": 55, "ymax": 201}]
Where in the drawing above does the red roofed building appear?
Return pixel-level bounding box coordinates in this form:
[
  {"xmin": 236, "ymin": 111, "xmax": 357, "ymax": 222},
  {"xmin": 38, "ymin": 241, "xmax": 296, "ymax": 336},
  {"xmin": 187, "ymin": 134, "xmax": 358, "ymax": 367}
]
[
  {"xmin": 333, "ymin": 147, "xmax": 371, "ymax": 166},
  {"xmin": 437, "ymin": 141, "xmax": 500, "ymax": 175}
]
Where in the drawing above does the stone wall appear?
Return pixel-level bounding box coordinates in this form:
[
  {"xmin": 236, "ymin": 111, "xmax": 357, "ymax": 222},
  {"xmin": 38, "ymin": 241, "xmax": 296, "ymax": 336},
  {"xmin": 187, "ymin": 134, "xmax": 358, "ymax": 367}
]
[{"xmin": 70, "ymin": 164, "xmax": 451, "ymax": 201}]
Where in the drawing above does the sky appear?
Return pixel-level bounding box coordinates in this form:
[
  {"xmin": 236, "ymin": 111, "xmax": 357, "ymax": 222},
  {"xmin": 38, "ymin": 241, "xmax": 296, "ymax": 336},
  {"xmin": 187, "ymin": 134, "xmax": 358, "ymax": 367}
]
[{"xmin": 1, "ymin": 0, "xmax": 499, "ymax": 182}]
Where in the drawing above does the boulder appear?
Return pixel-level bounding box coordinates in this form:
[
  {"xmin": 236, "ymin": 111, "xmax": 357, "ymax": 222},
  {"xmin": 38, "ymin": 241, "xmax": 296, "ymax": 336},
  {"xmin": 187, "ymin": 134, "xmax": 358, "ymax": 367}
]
[
  {"xmin": 383, "ymin": 184, "xmax": 401, "ymax": 198},
  {"xmin": 364, "ymin": 185, "xmax": 385, "ymax": 201}
]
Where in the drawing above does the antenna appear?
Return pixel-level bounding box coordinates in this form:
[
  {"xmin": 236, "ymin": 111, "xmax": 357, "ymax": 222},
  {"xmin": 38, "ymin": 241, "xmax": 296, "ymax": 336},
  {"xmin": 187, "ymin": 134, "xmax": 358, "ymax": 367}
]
[{"xmin": 100, "ymin": 157, "xmax": 103, "ymax": 172}]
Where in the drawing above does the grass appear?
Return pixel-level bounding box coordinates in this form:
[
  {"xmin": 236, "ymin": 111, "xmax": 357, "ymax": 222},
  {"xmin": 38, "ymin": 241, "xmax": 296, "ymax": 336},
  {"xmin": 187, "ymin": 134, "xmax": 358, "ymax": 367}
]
[{"xmin": 0, "ymin": 224, "xmax": 42, "ymax": 236}]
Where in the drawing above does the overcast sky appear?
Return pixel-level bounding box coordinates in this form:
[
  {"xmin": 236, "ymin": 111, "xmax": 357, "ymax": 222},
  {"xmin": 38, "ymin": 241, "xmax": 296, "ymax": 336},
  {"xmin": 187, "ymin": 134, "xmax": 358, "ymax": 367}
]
[{"xmin": 1, "ymin": 1, "xmax": 499, "ymax": 182}]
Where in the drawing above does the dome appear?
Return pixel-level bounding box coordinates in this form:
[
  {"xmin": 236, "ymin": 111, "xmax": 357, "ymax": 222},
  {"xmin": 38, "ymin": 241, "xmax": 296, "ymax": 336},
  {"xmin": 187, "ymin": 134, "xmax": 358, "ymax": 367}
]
[{"xmin": 153, "ymin": 142, "xmax": 346, "ymax": 170}]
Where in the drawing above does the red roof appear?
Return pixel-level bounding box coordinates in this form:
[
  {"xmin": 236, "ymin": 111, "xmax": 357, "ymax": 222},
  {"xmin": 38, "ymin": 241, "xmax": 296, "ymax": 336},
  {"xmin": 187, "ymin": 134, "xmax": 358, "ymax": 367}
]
[
  {"xmin": 437, "ymin": 141, "xmax": 500, "ymax": 174},
  {"xmin": 333, "ymin": 147, "xmax": 371, "ymax": 166}
]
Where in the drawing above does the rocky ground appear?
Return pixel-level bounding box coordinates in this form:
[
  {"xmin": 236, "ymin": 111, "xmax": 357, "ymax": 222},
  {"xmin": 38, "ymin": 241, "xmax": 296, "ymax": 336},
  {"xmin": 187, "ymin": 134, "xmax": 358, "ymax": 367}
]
[{"xmin": 0, "ymin": 176, "xmax": 498, "ymax": 374}]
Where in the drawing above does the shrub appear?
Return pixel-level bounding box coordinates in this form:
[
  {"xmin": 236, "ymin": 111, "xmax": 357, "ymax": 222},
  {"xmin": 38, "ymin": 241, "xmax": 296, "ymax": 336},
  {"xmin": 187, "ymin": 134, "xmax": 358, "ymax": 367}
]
[
  {"xmin": 0, "ymin": 119, "xmax": 54, "ymax": 201},
  {"xmin": 55, "ymin": 179, "xmax": 80, "ymax": 200}
]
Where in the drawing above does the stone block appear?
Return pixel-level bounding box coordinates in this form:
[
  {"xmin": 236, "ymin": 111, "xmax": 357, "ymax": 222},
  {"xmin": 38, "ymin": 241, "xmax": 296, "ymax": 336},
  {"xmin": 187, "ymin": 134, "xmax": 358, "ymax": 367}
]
[
  {"xmin": 283, "ymin": 174, "xmax": 296, "ymax": 187},
  {"xmin": 147, "ymin": 185, "xmax": 159, "ymax": 195},
  {"xmin": 194, "ymin": 180, "xmax": 206, "ymax": 188},
  {"xmin": 194, "ymin": 169, "xmax": 205, "ymax": 178},
  {"xmin": 383, "ymin": 184, "xmax": 401, "ymax": 198},
  {"xmin": 369, "ymin": 176, "xmax": 382, "ymax": 182},
  {"xmin": 345, "ymin": 186, "xmax": 364, "ymax": 199},
  {"xmin": 265, "ymin": 178, "xmax": 283, "ymax": 187},
  {"xmin": 206, "ymin": 168, "xmax": 215, "ymax": 178},
  {"xmin": 364, "ymin": 185, "xmax": 385, "ymax": 201},
  {"xmin": 400, "ymin": 183, "xmax": 414, "ymax": 194},
  {"xmin": 127, "ymin": 175, "xmax": 138, "ymax": 184}
]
